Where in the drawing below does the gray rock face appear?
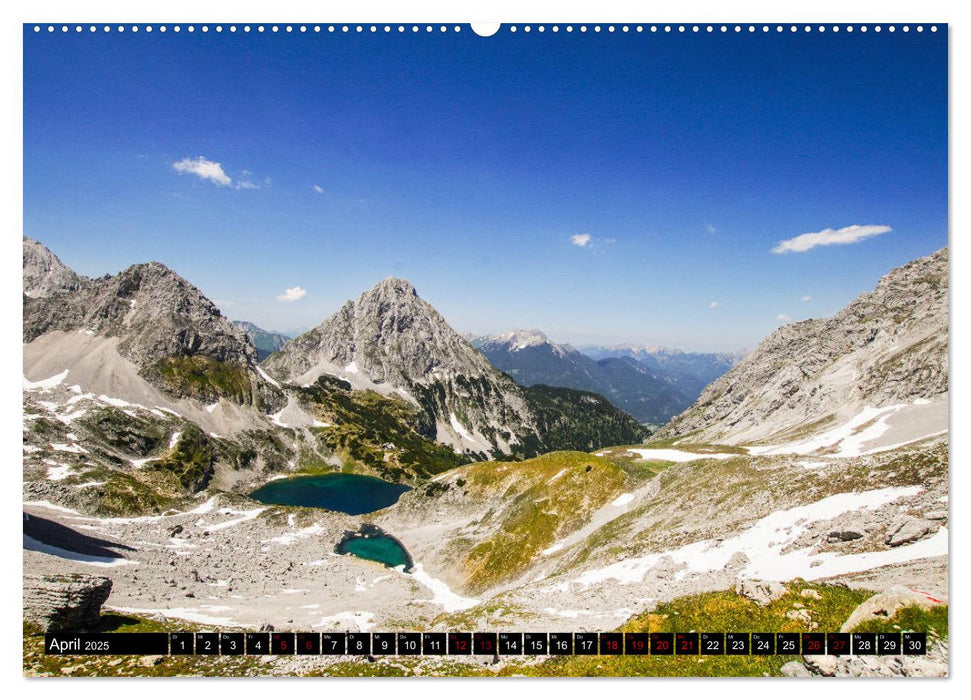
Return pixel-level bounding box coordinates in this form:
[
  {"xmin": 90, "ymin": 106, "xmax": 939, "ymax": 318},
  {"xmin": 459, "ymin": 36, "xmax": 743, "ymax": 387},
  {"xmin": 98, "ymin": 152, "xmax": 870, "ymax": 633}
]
[
  {"xmin": 23, "ymin": 236, "xmax": 88, "ymax": 298},
  {"xmin": 659, "ymin": 248, "xmax": 948, "ymax": 443},
  {"xmin": 885, "ymin": 516, "xmax": 933, "ymax": 547},
  {"xmin": 24, "ymin": 573, "xmax": 112, "ymax": 631},
  {"xmin": 23, "ymin": 242, "xmax": 282, "ymax": 410},
  {"xmin": 24, "ymin": 260, "xmax": 256, "ymax": 368},
  {"xmin": 264, "ymin": 278, "xmax": 540, "ymax": 456}
]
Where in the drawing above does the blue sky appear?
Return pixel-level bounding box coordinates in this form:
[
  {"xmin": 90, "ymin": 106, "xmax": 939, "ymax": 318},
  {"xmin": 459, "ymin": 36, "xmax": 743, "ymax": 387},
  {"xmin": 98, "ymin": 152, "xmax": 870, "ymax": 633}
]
[{"xmin": 23, "ymin": 25, "xmax": 947, "ymax": 352}]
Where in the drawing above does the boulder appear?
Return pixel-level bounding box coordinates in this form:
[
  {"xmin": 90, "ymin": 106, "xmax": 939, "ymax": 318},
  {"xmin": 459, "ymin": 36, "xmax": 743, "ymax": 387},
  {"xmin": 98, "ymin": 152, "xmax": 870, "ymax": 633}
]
[
  {"xmin": 804, "ymin": 654, "xmax": 839, "ymax": 676},
  {"xmin": 885, "ymin": 516, "xmax": 932, "ymax": 547},
  {"xmin": 24, "ymin": 573, "xmax": 112, "ymax": 632},
  {"xmin": 780, "ymin": 661, "xmax": 813, "ymax": 677},
  {"xmin": 840, "ymin": 586, "xmax": 941, "ymax": 633},
  {"xmin": 827, "ymin": 528, "xmax": 865, "ymax": 542},
  {"xmin": 735, "ymin": 579, "xmax": 787, "ymax": 606}
]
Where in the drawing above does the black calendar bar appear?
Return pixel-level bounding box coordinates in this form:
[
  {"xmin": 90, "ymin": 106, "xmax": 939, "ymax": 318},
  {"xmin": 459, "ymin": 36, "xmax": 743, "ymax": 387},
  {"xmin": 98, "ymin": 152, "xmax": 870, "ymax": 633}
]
[
  {"xmin": 43, "ymin": 631, "xmax": 930, "ymax": 656},
  {"xmin": 45, "ymin": 633, "xmax": 168, "ymax": 655}
]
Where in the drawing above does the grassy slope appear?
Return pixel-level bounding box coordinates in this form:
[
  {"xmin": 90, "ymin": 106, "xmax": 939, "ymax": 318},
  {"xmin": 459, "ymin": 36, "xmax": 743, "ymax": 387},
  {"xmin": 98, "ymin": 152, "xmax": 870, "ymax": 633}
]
[{"xmin": 445, "ymin": 451, "xmax": 628, "ymax": 593}]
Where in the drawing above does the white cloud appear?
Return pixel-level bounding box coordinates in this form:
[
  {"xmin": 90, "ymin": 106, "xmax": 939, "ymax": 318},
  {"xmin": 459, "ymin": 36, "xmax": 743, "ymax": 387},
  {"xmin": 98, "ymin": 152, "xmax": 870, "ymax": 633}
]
[
  {"xmin": 173, "ymin": 156, "xmax": 233, "ymax": 187},
  {"xmin": 276, "ymin": 286, "xmax": 307, "ymax": 303},
  {"xmin": 235, "ymin": 180, "xmax": 258, "ymax": 190},
  {"xmin": 801, "ymin": 295, "xmax": 812, "ymax": 302},
  {"xmin": 313, "ymin": 185, "xmax": 325, "ymax": 194},
  {"xmin": 708, "ymin": 301, "xmax": 720, "ymax": 309},
  {"xmin": 777, "ymin": 313, "xmax": 792, "ymax": 322},
  {"xmin": 571, "ymin": 234, "xmax": 593, "ymax": 248},
  {"xmin": 771, "ymin": 224, "xmax": 891, "ymax": 254},
  {"xmin": 706, "ymin": 223, "xmax": 717, "ymax": 235}
]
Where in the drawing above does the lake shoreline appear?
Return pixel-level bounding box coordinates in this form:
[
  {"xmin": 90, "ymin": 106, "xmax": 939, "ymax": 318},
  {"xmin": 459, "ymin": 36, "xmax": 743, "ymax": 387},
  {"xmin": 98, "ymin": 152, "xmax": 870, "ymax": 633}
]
[{"xmin": 336, "ymin": 522, "xmax": 416, "ymax": 572}]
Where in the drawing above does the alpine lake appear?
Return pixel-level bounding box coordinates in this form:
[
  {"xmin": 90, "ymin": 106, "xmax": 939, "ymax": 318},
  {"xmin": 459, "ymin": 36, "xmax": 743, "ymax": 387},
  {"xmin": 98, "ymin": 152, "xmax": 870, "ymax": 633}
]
[{"xmin": 249, "ymin": 473, "xmax": 414, "ymax": 570}]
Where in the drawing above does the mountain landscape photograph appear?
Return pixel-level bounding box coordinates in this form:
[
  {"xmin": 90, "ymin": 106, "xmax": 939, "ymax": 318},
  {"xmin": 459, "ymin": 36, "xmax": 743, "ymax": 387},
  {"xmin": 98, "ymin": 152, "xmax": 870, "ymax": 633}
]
[{"xmin": 20, "ymin": 20, "xmax": 948, "ymax": 680}]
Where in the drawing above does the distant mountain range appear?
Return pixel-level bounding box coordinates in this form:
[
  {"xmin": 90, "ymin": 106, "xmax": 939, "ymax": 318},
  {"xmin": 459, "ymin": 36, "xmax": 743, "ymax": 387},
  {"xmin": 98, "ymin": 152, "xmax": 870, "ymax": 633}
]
[
  {"xmin": 473, "ymin": 330, "xmax": 741, "ymax": 424},
  {"xmin": 231, "ymin": 321, "xmax": 291, "ymax": 361}
]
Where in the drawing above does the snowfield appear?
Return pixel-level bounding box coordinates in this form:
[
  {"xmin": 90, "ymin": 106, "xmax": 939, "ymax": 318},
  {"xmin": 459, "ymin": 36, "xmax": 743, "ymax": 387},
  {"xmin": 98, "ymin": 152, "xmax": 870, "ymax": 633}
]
[
  {"xmin": 627, "ymin": 448, "xmax": 738, "ymax": 462},
  {"xmin": 556, "ymin": 486, "xmax": 934, "ymax": 590}
]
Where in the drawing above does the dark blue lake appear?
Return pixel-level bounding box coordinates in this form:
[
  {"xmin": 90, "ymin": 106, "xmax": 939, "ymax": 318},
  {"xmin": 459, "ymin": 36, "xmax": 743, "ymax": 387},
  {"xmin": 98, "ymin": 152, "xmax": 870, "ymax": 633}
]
[{"xmin": 249, "ymin": 473, "xmax": 411, "ymax": 515}]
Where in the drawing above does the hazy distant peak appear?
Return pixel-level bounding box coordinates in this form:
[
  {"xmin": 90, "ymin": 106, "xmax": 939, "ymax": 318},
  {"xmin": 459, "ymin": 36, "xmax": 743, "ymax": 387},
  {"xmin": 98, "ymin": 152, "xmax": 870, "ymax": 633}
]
[{"xmin": 492, "ymin": 329, "xmax": 550, "ymax": 351}]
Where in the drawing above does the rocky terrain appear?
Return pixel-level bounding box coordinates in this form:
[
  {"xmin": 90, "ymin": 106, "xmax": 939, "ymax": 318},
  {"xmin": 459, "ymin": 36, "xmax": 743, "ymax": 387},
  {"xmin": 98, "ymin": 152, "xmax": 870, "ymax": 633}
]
[
  {"xmin": 24, "ymin": 254, "xmax": 285, "ymax": 412},
  {"xmin": 660, "ymin": 248, "xmax": 948, "ymax": 445},
  {"xmin": 23, "ymin": 243, "xmax": 949, "ymax": 677},
  {"xmin": 23, "ymin": 236, "xmax": 89, "ymax": 298}
]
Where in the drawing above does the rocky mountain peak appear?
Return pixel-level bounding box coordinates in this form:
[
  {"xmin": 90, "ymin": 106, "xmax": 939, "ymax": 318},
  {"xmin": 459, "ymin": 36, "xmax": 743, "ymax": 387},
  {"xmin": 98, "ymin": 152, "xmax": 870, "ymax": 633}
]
[
  {"xmin": 23, "ymin": 237, "xmax": 88, "ymax": 298},
  {"xmin": 264, "ymin": 279, "xmax": 540, "ymax": 456},
  {"xmin": 25, "ymin": 260, "xmax": 255, "ymax": 368},
  {"xmin": 369, "ymin": 276, "xmax": 419, "ymax": 298},
  {"xmin": 22, "ymin": 248, "xmax": 287, "ymax": 411},
  {"xmin": 659, "ymin": 247, "xmax": 948, "ymax": 444}
]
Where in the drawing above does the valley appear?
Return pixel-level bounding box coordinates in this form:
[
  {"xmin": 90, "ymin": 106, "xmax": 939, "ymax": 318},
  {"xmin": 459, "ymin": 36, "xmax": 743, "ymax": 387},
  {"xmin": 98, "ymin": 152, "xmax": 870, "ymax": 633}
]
[{"xmin": 22, "ymin": 241, "xmax": 949, "ymax": 677}]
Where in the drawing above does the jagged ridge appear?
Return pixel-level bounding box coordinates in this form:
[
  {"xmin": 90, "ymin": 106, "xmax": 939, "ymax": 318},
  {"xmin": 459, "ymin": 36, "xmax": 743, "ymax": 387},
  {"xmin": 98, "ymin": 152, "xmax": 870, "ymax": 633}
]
[{"xmin": 659, "ymin": 248, "xmax": 948, "ymax": 444}]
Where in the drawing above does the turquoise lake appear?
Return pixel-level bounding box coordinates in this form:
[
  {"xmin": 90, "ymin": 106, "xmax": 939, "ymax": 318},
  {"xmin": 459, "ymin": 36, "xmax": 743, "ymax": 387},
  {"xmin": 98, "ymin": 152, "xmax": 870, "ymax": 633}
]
[
  {"xmin": 249, "ymin": 473, "xmax": 411, "ymax": 515},
  {"xmin": 336, "ymin": 530, "xmax": 413, "ymax": 570},
  {"xmin": 249, "ymin": 474, "xmax": 414, "ymax": 569}
]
